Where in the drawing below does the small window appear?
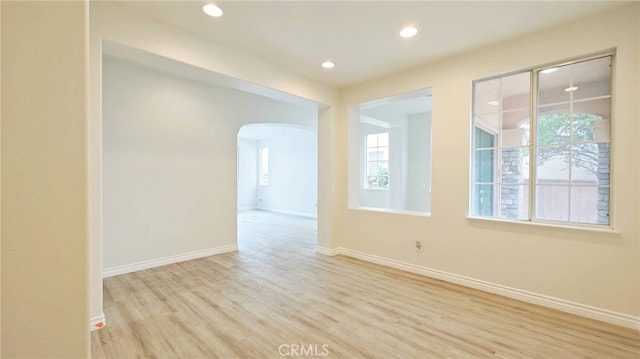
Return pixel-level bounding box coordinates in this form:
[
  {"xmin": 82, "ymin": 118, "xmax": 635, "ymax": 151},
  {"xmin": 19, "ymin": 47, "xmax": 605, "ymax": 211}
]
[
  {"xmin": 365, "ymin": 132, "xmax": 389, "ymax": 189},
  {"xmin": 259, "ymin": 147, "xmax": 269, "ymax": 186},
  {"xmin": 471, "ymin": 55, "xmax": 612, "ymax": 226}
]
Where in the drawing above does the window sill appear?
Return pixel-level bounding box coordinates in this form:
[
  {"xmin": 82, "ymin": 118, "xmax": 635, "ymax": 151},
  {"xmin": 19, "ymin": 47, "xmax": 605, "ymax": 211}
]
[
  {"xmin": 350, "ymin": 207, "xmax": 431, "ymax": 217},
  {"xmin": 466, "ymin": 216, "xmax": 619, "ymax": 235}
]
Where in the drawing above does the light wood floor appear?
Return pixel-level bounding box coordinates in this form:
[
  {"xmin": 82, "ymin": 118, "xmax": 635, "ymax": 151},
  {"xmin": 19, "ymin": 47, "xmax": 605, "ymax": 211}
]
[{"xmin": 92, "ymin": 210, "xmax": 639, "ymax": 358}]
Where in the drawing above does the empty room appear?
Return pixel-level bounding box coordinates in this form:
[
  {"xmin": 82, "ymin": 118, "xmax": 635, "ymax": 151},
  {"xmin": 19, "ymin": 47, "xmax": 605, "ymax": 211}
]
[{"xmin": 2, "ymin": 1, "xmax": 639, "ymax": 358}]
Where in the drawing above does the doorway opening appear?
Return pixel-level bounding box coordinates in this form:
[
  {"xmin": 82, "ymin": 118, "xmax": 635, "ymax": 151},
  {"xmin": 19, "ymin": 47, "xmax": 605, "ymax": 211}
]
[
  {"xmin": 95, "ymin": 40, "xmax": 331, "ymax": 333},
  {"xmin": 237, "ymin": 124, "xmax": 319, "ymax": 252}
]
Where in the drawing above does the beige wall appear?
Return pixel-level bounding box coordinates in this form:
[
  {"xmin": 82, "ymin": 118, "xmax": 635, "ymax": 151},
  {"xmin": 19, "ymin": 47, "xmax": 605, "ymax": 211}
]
[
  {"xmin": 1, "ymin": 1, "xmax": 635, "ymax": 356},
  {"xmin": 1, "ymin": 1, "xmax": 3, "ymax": 354},
  {"xmin": 339, "ymin": 4, "xmax": 639, "ymax": 324},
  {"xmin": 1, "ymin": 1, "xmax": 89, "ymax": 357}
]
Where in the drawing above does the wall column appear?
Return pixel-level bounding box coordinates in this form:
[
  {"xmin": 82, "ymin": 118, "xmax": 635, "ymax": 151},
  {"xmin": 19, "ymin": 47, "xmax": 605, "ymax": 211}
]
[{"xmin": 1, "ymin": 1, "xmax": 89, "ymax": 357}]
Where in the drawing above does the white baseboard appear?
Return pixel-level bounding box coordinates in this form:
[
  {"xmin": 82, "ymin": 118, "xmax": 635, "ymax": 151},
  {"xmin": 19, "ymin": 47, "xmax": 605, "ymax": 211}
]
[
  {"xmin": 316, "ymin": 246, "xmax": 340, "ymax": 256},
  {"xmin": 102, "ymin": 244, "xmax": 238, "ymax": 278},
  {"xmin": 337, "ymin": 247, "xmax": 640, "ymax": 331},
  {"xmin": 90, "ymin": 313, "xmax": 106, "ymax": 331}
]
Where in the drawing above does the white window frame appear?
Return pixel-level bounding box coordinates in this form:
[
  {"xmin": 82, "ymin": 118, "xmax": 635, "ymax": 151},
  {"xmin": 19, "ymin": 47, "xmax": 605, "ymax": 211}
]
[
  {"xmin": 363, "ymin": 131, "xmax": 389, "ymax": 190},
  {"xmin": 470, "ymin": 53, "xmax": 614, "ymax": 228}
]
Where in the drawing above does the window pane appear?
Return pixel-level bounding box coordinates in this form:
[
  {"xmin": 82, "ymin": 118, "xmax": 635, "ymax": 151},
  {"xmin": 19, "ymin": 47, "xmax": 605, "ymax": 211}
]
[
  {"xmin": 367, "ymin": 176, "xmax": 378, "ymax": 189},
  {"xmin": 537, "ymin": 105, "xmax": 571, "ymax": 145},
  {"xmin": 500, "ymin": 147, "xmax": 528, "ymax": 184},
  {"xmin": 367, "ymin": 149, "xmax": 379, "ymax": 162},
  {"xmin": 570, "ymin": 111, "xmax": 601, "ymax": 143},
  {"xmin": 538, "ymin": 64, "xmax": 571, "ymax": 105},
  {"xmin": 536, "ymin": 185, "xmax": 569, "ymax": 221},
  {"xmin": 569, "ymin": 186, "xmax": 599, "ymax": 224},
  {"xmin": 473, "ymin": 184, "xmax": 494, "ymax": 216},
  {"xmin": 474, "ymin": 112, "xmax": 500, "ymax": 136},
  {"xmin": 501, "ymin": 72, "xmax": 531, "ymax": 111},
  {"xmin": 367, "ymin": 162, "xmax": 379, "ymax": 176},
  {"xmin": 379, "ymin": 147, "xmax": 389, "ymax": 161},
  {"xmin": 499, "ymin": 184, "xmax": 529, "ymax": 220},
  {"xmin": 595, "ymin": 143, "xmax": 610, "ymax": 186},
  {"xmin": 573, "ymin": 98, "xmax": 610, "ymax": 142},
  {"xmin": 474, "ymin": 127, "xmax": 495, "ymax": 149},
  {"xmin": 474, "ymin": 149, "xmax": 495, "ymax": 183},
  {"xmin": 378, "ymin": 132, "xmax": 389, "ymax": 146},
  {"xmin": 378, "ymin": 176, "xmax": 389, "ymax": 189},
  {"xmin": 474, "ymin": 78, "xmax": 501, "ymax": 115},
  {"xmin": 572, "ymin": 56, "xmax": 611, "ymax": 101},
  {"xmin": 536, "ymin": 145, "xmax": 569, "ymax": 183},
  {"xmin": 367, "ymin": 133, "xmax": 378, "ymax": 148},
  {"xmin": 571, "ymin": 144, "xmax": 598, "ymax": 184},
  {"xmin": 501, "ymin": 110, "xmax": 530, "ymax": 146},
  {"xmin": 596, "ymin": 186, "xmax": 610, "ymax": 225}
]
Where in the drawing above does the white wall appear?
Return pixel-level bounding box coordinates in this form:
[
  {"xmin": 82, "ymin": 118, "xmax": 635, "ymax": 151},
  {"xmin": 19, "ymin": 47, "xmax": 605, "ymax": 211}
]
[
  {"xmin": 357, "ymin": 113, "xmax": 431, "ymax": 212},
  {"xmin": 256, "ymin": 127, "xmax": 318, "ymax": 217},
  {"xmin": 237, "ymin": 138, "xmax": 259, "ymax": 211},
  {"xmin": 407, "ymin": 112, "xmax": 432, "ymax": 212},
  {"xmin": 102, "ymin": 56, "xmax": 316, "ymax": 270},
  {"xmin": 339, "ymin": 4, "xmax": 639, "ymax": 326},
  {"xmin": 1, "ymin": 1, "xmax": 89, "ymax": 356}
]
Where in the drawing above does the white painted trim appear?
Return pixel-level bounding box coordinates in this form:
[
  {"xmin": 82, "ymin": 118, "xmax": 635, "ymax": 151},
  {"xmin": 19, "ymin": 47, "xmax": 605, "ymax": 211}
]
[
  {"xmin": 90, "ymin": 313, "xmax": 106, "ymax": 331},
  {"xmin": 315, "ymin": 246, "xmax": 340, "ymax": 256},
  {"xmin": 338, "ymin": 247, "xmax": 640, "ymax": 331},
  {"xmin": 102, "ymin": 245, "xmax": 238, "ymax": 278},
  {"xmin": 467, "ymin": 216, "xmax": 620, "ymax": 235},
  {"xmin": 261, "ymin": 208, "xmax": 317, "ymax": 219}
]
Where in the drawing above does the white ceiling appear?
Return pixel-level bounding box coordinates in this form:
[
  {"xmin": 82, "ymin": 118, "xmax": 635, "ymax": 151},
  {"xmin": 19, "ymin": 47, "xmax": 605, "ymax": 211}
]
[
  {"xmin": 116, "ymin": 1, "xmax": 625, "ymax": 88},
  {"xmin": 360, "ymin": 92, "xmax": 432, "ymax": 120}
]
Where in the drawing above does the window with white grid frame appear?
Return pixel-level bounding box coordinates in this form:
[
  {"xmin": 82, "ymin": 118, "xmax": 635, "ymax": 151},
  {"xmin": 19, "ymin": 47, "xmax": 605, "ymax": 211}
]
[
  {"xmin": 365, "ymin": 132, "xmax": 389, "ymax": 189},
  {"xmin": 471, "ymin": 55, "xmax": 612, "ymax": 226}
]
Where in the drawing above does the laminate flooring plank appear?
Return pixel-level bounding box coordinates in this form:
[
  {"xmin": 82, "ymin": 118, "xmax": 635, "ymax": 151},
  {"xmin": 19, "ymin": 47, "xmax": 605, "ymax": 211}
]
[{"xmin": 92, "ymin": 210, "xmax": 640, "ymax": 358}]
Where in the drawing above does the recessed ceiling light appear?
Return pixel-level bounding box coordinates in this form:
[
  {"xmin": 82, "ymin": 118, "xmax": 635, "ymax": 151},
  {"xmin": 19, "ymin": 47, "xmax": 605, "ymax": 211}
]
[
  {"xmin": 541, "ymin": 68, "xmax": 558, "ymax": 74},
  {"xmin": 400, "ymin": 26, "xmax": 418, "ymax": 38},
  {"xmin": 321, "ymin": 61, "xmax": 335, "ymax": 69},
  {"xmin": 488, "ymin": 101, "xmax": 500, "ymax": 106},
  {"xmin": 202, "ymin": 4, "xmax": 223, "ymax": 17},
  {"xmin": 564, "ymin": 86, "xmax": 578, "ymax": 92}
]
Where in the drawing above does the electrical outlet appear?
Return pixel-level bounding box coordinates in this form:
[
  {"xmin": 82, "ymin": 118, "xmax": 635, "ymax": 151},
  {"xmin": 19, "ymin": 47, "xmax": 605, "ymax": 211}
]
[{"xmin": 415, "ymin": 240, "xmax": 422, "ymax": 252}]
